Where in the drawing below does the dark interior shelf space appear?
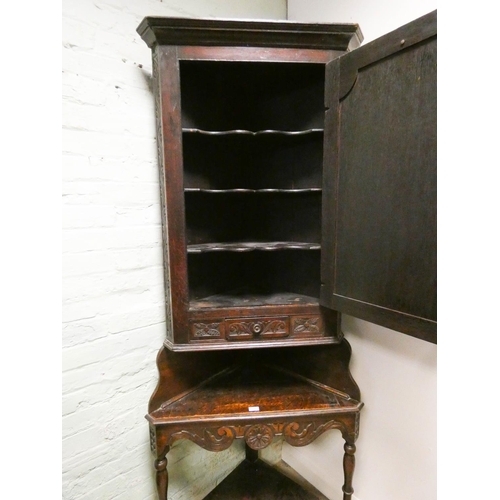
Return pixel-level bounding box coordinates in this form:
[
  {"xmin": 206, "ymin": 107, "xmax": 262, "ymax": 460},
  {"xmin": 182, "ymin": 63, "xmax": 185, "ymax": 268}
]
[
  {"xmin": 188, "ymin": 250, "xmax": 320, "ymax": 303},
  {"xmin": 185, "ymin": 191, "xmax": 321, "ymax": 245},
  {"xmin": 204, "ymin": 458, "xmax": 329, "ymax": 500},
  {"xmin": 182, "ymin": 130, "xmax": 323, "ymax": 190},
  {"xmin": 181, "ymin": 59, "xmax": 325, "ymax": 311},
  {"xmin": 179, "ymin": 61, "xmax": 326, "ymax": 131}
]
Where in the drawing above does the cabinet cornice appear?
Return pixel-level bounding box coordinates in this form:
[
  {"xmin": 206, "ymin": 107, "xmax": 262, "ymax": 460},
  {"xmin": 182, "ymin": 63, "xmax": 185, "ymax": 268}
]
[{"xmin": 137, "ymin": 17, "xmax": 363, "ymax": 51}]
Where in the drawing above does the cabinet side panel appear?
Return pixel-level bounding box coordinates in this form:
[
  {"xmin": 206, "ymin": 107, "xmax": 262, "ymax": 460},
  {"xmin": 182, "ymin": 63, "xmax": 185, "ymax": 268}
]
[
  {"xmin": 155, "ymin": 46, "xmax": 189, "ymax": 344},
  {"xmin": 321, "ymin": 17, "xmax": 436, "ymax": 343}
]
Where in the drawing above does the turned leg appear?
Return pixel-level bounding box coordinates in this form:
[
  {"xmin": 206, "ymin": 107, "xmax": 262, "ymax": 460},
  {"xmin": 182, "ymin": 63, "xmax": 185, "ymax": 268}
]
[
  {"xmin": 245, "ymin": 442, "xmax": 259, "ymax": 463},
  {"xmin": 342, "ymin": 441, "xmax": 356, "ymax": 500},
  {"xmin": 154, "ymin": 446, "xmax": 170, "ymax": 500}
]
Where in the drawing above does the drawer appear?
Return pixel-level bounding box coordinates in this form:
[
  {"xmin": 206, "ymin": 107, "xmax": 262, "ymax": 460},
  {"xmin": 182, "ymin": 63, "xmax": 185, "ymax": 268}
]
[
  {"xmin": 190, "ymin": 314, "xmax": 327, "ymax": 343},
  {"xmin": 226, "ymin": 317, "xmax": 289, "ymax": 341}
]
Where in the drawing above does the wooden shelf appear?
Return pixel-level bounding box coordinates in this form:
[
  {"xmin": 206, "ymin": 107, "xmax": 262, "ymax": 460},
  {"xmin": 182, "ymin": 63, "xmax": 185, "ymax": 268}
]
[
  {"xmin": 203, "ymin": 458, "xmax": 329, "ymax": 500},
  {"xmin": 148, "ymin": 363, "xmax": 360, "ymax": 423},
  {"xmin": 185, "ymin": 188, "xmax": 322, "ymax": 194},
  {"xmin": 187, "ymin": 242, "xmax": 321, "ymax": 254},
  {"xmin": 182, "ymin": 127, "xmax": 324, "ymax": 192},
  {"xmin": 183, "ymin": 128, "xmax": 324, "ymax": 136},
  {"xmin": 189, "ymin": 291, "xmax": 319, "ymax": 310}
]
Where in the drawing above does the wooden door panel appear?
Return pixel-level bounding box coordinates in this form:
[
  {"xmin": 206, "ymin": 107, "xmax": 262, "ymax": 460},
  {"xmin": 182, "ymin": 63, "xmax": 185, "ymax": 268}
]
[{"xmin": 321, "ymin": 11, "xmax": 437, "ymax": 342}]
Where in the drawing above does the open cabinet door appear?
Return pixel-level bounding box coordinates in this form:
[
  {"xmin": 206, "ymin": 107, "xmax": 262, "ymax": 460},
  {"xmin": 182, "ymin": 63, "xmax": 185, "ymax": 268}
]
[{"xmin": 320, "ymin": 11, "xmax": 437, "ymax": 343}]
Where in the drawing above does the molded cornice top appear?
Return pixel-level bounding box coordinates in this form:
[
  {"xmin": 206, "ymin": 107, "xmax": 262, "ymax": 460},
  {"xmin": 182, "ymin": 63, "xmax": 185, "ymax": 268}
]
[{"xmin": 137, "ymin": 17, "xmax": 363, "ymax": 51}]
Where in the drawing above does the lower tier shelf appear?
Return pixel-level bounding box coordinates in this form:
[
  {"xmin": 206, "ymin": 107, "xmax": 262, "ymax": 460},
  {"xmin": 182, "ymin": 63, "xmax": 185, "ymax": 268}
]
[
  {"xmin": 147, "ymin": 342, "xmax": 362, "ymax": 500},
  {"xmin": 204, "ymin": 458, "xmax": 329, "ymax": 500},
  {"xmin": 188, "ymin": 251, "xmax": 321, "ymax": 306},
  {"xmin": 190, "ymin": 291, "xmax": 319, "ymax": 310},
  {"xmin": 148, "ymin": 362, "xmax": 359, "ymax": 422}
]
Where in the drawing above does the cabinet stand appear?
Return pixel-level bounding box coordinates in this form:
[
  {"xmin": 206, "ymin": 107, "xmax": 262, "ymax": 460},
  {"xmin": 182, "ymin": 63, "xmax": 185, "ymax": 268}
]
[{"xmin": 147, "ymin": 341, "xmax": 362, "ymax": 499}]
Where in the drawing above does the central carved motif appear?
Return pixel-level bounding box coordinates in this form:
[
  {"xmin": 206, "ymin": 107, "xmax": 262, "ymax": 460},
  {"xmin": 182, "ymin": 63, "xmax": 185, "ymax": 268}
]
[
  {"xmin": 227, "ymin": 318, "xmax": 288, "ymax": 339},
  {"xmin": 245, "ymin": 424, "xmax": 274, "ymax": 450}
]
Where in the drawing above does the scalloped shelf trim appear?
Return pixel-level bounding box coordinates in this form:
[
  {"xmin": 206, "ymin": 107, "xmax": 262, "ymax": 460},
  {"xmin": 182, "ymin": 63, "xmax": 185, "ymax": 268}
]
[
  {"xmin": 182, "ymin": 128, "xmax": 324, "ymax": 136},
  {"xmin": 187, "ymin": 242, "xmax": 321, "ymax": 253},
  {"xmin": 184, "ymin": 188, "xmax": 322, "ymax": 194}
]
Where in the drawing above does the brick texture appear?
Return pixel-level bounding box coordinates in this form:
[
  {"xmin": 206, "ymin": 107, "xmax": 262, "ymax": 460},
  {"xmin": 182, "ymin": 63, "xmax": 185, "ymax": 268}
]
[{"xmin": 62, "ymin": 1, "xmax": 286, "ymax": 499}]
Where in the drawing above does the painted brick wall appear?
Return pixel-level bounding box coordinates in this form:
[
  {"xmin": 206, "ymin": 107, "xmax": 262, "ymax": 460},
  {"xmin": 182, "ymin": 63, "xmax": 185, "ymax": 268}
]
[{"xmin": 62, "ymin": 1, "xmax": 286, "ymax": 499}]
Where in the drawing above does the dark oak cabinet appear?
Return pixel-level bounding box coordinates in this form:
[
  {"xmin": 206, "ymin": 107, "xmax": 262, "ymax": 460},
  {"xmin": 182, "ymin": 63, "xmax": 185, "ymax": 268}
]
[
  {"xmin": 137, "ymin": 11, "xmax": 436, "ymax": 500},
  {"xmin": 138, "ymin": 11, "xmax": 436, "ymax": 351}
]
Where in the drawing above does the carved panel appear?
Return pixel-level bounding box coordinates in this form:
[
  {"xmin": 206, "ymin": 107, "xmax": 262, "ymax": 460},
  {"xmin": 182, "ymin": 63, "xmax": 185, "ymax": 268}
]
[
  {"xmin": 283, "ymin": 420, "xmax": 346, "ymax": 446},
  {"xmin": 291, "ymin": 316, "xmax": 324, "ymax": 336},
  {"xmin": 152, "ymin": 46, "xmax": 174, "ymax": 343},
  {"xmin": 149, "ymin": 424, "xmax": 157, "ymax": 454},
  {"xmin": 191, "ymin": 321, "xmax": 223, "ymax": 339},
  {"xmin": 169, "ymin": 427, "xmax": 237, "ymax": 452},
  {"xmin": 162, "ymin": 415, "xmax": 359, "ymax": 452},
  {"xmin": 226, "ymin": 317, "xmax": 289, "ymax": 340},
  {"xmin": 354, "ymin": 412, "xmax": 360, "ymax": 441}
]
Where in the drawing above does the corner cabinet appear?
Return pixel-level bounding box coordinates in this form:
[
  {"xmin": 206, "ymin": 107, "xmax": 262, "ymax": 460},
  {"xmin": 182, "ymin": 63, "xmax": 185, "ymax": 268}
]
[
  {"xmin": 137, "ymin": 12, "xmax": 436, "ymax": 500},
  {"xmin": 137, "ymin": 12, "xmax": 437, "ymax": 349}
]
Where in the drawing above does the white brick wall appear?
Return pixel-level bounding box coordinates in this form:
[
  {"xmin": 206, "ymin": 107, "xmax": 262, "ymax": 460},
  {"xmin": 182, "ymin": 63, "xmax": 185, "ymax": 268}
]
[{"xmin": 62, "ymin": 1, "xmax": 286, "ymax": 499}]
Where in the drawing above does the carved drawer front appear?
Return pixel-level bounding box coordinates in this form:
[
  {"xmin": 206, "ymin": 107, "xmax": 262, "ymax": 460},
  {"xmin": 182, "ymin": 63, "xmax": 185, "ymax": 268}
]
[
  {"xmin": 191, "ymin": 321, "xmax": 224, "ymax": 340},
  {"xmin": 226, "ymin": 317, "xmax": 289, "ymax": 340}
]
